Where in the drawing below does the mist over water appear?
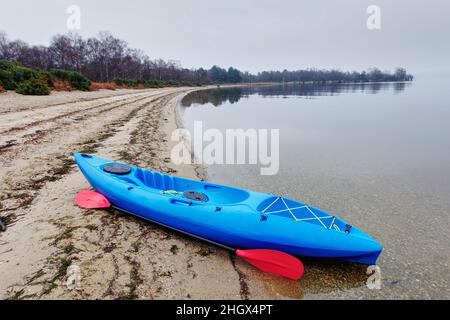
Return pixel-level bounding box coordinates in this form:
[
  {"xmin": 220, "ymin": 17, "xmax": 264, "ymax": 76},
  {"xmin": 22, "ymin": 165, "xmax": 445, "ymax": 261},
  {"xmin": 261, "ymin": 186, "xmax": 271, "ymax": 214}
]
[{"xmin": 181, "ymin": 78, "xmax": 450, "ymax": 298}]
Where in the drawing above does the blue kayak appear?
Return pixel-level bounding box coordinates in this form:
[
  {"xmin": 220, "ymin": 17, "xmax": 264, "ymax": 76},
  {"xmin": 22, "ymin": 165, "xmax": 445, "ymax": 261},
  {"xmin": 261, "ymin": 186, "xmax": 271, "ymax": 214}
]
[{"xmin": 74, "ymin": 153, "xmax": 382, "ymax": 264}]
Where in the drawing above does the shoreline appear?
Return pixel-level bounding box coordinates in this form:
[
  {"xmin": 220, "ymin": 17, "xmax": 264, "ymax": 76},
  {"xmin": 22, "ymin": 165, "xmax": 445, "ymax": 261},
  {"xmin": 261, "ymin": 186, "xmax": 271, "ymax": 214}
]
[
  {"xmin": 0, "ymin": 86, "xmax": 280, "ymax": 299},
  {"xmin": 172, "ymin": 92, "xmax": 209, "ymax": 183},
  {"xmin": 0, "ymin": 85, "xmax": 386, "ymax": 300}
]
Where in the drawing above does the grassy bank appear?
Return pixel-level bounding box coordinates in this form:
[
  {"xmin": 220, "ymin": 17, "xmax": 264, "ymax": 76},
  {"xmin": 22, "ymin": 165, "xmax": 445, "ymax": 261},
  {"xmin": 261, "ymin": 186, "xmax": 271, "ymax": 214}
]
[
  {"xmin": 0, "ymin": 61, "xmax": 92, "ymax": 95},
  {"xmin": 0, "ymin": 60, "xmax": 202, "ymax": 96}
]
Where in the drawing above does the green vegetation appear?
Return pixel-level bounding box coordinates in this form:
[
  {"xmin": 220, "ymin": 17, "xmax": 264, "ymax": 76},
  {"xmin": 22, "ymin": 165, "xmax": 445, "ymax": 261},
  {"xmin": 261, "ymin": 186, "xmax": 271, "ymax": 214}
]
[
  {"xmin": 50, "ymin": 69, "xmax": 91, "ymax": 91},
  {"xmin": 0, "ymin": 60, "xmax": 51, "ymax": 93},
  {"xmin": 15, "ymin": 78, "xmax": 51, "ymax": 95},
  {"xmin": 0, "ymin": 60, "xmax": 91, "ymax": 95},
  {"xmin": 114, "ymin": 78, "xmax": 139, "ymax": 87},
  {"xmin": 208, "ymin": 66, "xmax": 242, "ymax": 83},
  {"xmin": 249, "ymin": 67, "xmax": 414, "ymax": 83}
]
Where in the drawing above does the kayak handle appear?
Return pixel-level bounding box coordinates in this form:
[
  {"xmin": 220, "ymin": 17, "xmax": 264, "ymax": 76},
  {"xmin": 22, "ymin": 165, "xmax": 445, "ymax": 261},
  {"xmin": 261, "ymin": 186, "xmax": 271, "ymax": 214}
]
[{"xmin": 170, "ymin": 199, "xmax": 193, "ymax": 206}]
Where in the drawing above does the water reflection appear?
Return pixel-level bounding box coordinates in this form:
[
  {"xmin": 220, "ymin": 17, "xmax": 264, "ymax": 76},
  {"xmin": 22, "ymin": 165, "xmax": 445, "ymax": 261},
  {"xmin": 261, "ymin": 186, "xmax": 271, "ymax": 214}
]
[
  {"xmin": 179, "ymin": 77, "xmax": 450, "ymax": 298},
  {"xmin": 182, "ymin": 82, "xmax": 411, "ymax": 107},
  {"xmin": 182, "ymin": 87, "xmax": 243, "ymax": 107},
  {"xmin": 236, "ymin": 256, "xmax": 368, "ymax": 299}
]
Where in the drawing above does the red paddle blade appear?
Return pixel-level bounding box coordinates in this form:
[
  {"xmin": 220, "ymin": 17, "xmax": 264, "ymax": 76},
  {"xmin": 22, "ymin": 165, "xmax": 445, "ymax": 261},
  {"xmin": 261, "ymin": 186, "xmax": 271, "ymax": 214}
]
[
  {"xmin": 76, "ymin": 190, "xmax": 110, "ymax": 209},
  {"xmin": 236, "ymin": 249, "xmax": 304, "ymax": 280}
]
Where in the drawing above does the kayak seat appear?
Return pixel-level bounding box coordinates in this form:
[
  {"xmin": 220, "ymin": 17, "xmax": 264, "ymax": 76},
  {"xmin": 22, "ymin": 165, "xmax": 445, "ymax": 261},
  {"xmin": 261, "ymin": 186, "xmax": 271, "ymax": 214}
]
[
  {"xmin": 134, "ymin": 168, "xmax": 250, "ymax": 204},
  {"xmin": 135, "ymin": 168, "xmax": 176, "ymax": 190}
]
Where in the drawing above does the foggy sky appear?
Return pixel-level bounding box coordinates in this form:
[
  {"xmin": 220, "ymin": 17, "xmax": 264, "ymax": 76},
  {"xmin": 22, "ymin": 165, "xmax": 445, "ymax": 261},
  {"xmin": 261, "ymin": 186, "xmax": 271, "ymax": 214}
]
[{"xmin": 1, "ymin": 0, "xmax": 449, "ymax": 74}]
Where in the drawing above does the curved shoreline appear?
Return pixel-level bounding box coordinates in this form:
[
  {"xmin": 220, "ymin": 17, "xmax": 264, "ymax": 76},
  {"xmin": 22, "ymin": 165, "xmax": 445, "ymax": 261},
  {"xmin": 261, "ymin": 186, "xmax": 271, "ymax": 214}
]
[
  {"xmin": 172, "ymin": 90, "xmax": 209, "ymax": 183},
  {"xmin": 0, "ymin": 87, "xmax": 256, "ymax": 299}
]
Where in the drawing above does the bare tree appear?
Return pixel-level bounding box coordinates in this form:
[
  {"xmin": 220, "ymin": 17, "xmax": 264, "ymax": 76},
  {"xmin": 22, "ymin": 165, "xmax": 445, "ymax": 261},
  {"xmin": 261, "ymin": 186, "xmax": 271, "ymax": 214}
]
[
  {"xmin": 0, "ymin": 31, "xmax": 414, "ymax": 85},
  {"xmin": 0, "ymin": 31, "xmax": 9, "ymax": 60}
]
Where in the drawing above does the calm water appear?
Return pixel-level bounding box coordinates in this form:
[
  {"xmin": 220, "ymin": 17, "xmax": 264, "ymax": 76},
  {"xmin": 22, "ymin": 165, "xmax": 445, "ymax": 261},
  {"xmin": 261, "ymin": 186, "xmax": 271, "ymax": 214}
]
[{"xmin": 180, "ymin": 79, "xmax": 450, "ymax": 299}]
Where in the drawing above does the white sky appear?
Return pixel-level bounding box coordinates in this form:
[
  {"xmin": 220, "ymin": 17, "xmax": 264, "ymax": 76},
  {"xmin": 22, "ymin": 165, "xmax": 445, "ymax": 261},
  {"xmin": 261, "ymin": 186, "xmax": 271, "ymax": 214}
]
[{"xmin": 1, "ymin": 0, "xmax": 449, "ymax": 74}]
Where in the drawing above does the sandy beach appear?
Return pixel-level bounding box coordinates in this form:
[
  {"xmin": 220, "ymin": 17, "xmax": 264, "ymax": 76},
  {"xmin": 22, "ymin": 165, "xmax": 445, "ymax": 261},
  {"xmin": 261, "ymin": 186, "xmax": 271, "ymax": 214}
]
[
  {"xmin": 0, "ymin": 87, "xmax": 276, "ymax": 300},
  {"xmin": 5, "ymin": 86, "xmax": 446, "ymax": 300}
]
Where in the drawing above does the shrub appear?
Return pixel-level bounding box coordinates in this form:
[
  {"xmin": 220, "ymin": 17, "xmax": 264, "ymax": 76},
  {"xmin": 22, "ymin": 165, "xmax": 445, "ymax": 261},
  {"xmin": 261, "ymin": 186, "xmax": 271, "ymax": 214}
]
[
  {"xmin": 0, "ymin": 60, "xmax": 47, "ymax": 90},
  {"xmin": 113, "ymin": 78, "xmax": 126, "ymax": 86},
  {"xmin": 15, "ymin": 78, "xmax": 51, "ymax": 95},
  {"xmin": 144, "ymin": 80, "xmax": 162, "ymax": 88},
  {"xmin": 50, "ymin": 69, "xmax": 91, "ymax": 91},
  {"xmin": 68, "ymin": 71, "xmax": 91, "ymax": 90},
  {"xmin": 0, "ymin": 85, "xmax": 5, "ymax": 93},
  {"xmin": 0, "ymin": 60, "xmax": 96, "ymax": 94},
  {"xmin": 114, "ymin": 78, "xmax": 134, "ymax": 87}
]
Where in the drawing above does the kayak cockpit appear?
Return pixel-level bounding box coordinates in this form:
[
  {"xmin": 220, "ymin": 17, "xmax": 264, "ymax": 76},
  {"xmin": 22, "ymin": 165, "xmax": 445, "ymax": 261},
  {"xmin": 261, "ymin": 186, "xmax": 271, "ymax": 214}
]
[{"xmin": 134, "ymin": 167, "xmax": 250, "ymax": 205}]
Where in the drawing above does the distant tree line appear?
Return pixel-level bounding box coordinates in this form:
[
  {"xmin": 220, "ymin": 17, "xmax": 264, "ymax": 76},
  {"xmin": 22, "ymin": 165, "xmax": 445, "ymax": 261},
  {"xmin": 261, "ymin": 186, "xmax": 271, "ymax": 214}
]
[
  {"xmin": 243, "ymin": 68, "xmax": 413, "ymax": 83},
  {"xmin": 182, "ymin": 82, "xmax": 411, "ymax": 107},
  {"xmin": 0, "ymin": 31, "xmax": 413, "ymax": 85}
]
